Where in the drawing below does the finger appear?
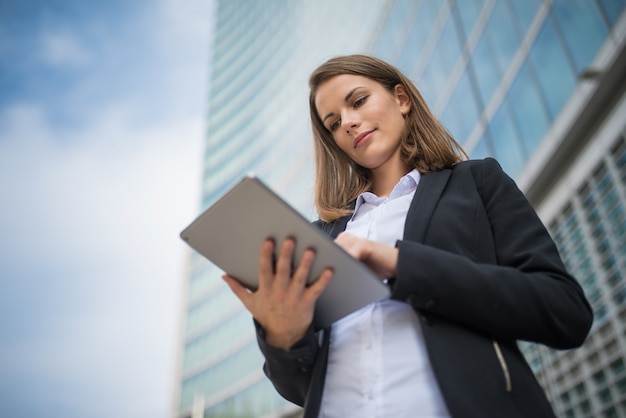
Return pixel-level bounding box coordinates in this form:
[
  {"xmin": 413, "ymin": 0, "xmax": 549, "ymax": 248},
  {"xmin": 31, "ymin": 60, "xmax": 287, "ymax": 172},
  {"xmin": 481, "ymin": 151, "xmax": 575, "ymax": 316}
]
[
  {"xmin": 362, "ymin": 242, "xmax": 397, "ymax": 278},
  {"xmin": 275, "ymin": 238, "xmax": 296, "ymax": 289},
  {"xmin": 290, "ymin": 248, "xmax": 315, "ymax": 297},
  {"xmin": 336, "ymin": 234, "xmax": 368, "ymax": 261},
  {"xmin": 222, "ymin": 275, "xmax": 253, "ymax": 310},
  {"xmin": 334, "ymin": 231, "xmax": 353, "ymax": 244},
  {"xmin": 258, "ymin": 239, "xmax": 275, "ymax": 290},
  {"xmin": 334, "ymin": 232, "xmax": 354, "ymax": 252},
  {"xmin": 303, "ymin": 268, "xmax": 333, "ymax": 306}
]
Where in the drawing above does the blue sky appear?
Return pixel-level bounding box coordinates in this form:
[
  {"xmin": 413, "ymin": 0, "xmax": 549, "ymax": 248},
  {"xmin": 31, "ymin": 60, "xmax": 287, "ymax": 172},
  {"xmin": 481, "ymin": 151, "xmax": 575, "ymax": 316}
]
[{"xmin": 0, "ymin": 1, "xmax": 213, "ymax": 416}]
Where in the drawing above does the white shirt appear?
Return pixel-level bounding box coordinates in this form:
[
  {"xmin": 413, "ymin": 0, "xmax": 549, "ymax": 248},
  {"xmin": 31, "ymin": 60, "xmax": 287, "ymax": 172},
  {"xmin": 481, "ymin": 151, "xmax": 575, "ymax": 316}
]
[{"xmin": 320, "ymin": 170, "xmax": 450, "ymax": 418}]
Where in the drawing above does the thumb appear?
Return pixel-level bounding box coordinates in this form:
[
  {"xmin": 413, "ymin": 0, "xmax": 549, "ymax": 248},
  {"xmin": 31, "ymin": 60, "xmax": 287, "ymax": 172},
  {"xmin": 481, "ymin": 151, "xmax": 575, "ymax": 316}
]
[{"xmin": 222, "ymin": 275, "xmax": 252, "ymax": 307}]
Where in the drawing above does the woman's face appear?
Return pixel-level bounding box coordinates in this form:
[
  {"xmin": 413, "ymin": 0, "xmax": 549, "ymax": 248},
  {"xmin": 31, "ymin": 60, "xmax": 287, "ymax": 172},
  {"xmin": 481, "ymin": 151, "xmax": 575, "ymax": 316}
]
[{"xmin": 315, "ymin": 74, "xmax": 410, "ymax": 172}]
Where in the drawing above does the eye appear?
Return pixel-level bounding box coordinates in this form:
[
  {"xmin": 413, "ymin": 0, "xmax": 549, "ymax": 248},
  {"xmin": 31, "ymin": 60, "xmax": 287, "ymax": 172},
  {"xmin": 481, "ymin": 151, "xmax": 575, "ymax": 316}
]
[
  {"xmin": 329, "ymin": 119, "xmax": 341, "ymax": 132},
  {"xmin": 354, "ymin": 95, "xmax": 368, "ymax": 108}
]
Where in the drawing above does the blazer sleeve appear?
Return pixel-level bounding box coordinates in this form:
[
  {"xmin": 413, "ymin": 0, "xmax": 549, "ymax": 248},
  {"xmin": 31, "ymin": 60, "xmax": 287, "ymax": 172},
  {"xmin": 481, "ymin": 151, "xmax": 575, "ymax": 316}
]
[
  {"xmin": 254, "ymin": 320, "xmax": 319, "ymax": 406},
  {"xmin": 392, "ymin": 158, "xmax": 593, "ymax": 349}
]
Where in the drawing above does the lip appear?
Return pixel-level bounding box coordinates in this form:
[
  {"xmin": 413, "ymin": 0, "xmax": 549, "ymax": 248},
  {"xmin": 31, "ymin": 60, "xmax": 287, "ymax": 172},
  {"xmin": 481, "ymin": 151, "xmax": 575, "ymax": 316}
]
[{"xmin": 353, "ymin": 129, "xmax": 375, "ymax": 148}]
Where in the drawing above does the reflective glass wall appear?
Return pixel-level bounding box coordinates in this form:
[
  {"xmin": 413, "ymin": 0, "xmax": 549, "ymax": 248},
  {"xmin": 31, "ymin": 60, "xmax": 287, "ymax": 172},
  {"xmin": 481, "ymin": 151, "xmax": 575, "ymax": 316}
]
[{"xmin": 373, "ymin": 0, "xmax": 623, "ymax": 178}]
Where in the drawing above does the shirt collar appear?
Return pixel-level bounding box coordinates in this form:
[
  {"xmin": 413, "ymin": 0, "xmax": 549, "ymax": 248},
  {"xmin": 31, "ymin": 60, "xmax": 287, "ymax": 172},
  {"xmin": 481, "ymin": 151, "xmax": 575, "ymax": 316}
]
[{"xmin": 353, "ymin": 169, "xmax": 421, "ymax": 214}]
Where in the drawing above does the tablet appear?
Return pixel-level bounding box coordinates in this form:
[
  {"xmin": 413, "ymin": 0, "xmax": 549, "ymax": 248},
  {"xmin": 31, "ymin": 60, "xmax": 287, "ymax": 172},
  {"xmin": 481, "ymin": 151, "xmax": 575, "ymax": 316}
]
[{"xmin": 180, "ymin": 175, "xmax": 390, "ymax": 329}]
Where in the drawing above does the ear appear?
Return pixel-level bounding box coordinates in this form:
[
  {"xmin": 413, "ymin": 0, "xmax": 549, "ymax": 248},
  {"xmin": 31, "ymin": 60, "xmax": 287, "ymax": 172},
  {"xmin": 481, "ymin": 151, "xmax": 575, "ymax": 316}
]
[{"xmin": 394, "ymin": 84, "xmax": 411, "ymax": 115}]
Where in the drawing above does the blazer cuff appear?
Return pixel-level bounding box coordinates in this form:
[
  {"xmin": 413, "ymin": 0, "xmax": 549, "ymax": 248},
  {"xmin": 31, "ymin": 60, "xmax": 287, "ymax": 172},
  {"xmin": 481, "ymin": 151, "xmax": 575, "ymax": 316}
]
[{"xmin": 254, "ymin": 319, "xmax": 319, "ymax": 373}]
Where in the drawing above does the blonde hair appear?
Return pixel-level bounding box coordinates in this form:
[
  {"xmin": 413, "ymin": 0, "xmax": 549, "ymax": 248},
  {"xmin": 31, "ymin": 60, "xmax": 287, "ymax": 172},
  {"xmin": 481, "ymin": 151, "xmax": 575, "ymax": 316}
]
[{"xmin": 309, "ymin": 54, "xmax": 467, "ymax": 222}]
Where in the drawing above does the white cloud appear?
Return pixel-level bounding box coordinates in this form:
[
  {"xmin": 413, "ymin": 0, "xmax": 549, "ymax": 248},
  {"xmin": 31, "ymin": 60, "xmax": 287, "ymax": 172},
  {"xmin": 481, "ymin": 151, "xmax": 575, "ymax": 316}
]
[
  {"xmin": 39, "ymin": 28, "xmax": 93, "ymax": 69},
  {"xmin": 0, "ymin": 1, "xmax": 212, "ymax": 415},
  {"xmin": 0, "ymin": 97, "xmax": 204, "ymax": 417},
  {"xmin": 0, "ymin": 100, "xmax": 203, "ymax": 265}
]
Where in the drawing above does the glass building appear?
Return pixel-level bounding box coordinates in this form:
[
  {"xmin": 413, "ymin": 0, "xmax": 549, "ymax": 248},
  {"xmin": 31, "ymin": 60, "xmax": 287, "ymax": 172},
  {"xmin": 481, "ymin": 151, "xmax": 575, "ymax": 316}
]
[{"xmin": 173, "ymin": 1, "xmax": 626, "ymax": 417}]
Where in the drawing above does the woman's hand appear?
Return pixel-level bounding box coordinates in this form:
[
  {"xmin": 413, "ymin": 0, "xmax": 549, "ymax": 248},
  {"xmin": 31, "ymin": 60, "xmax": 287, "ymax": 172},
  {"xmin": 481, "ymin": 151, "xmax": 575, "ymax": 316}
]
[
  {"xmin": 222, "ymin": 238, "xmax": 333, "ymax": 351},
  {"xmin": 334, "ymin": 232, "xmax": 398, "ymax": 279}
]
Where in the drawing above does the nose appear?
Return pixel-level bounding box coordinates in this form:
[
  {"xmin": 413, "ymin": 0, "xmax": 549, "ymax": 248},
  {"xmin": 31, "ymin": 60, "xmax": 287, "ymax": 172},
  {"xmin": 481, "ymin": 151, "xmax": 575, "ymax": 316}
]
[{"xmin": 341, "ymin": 109, "xmax": 360, "ymax": 134}]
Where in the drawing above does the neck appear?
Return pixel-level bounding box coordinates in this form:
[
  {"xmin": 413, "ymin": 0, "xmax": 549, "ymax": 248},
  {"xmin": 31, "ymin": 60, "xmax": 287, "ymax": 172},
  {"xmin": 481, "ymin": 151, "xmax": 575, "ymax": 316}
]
[{"xmin": 370, "ymin": 160, "xmax": 410, "ymax": 197}]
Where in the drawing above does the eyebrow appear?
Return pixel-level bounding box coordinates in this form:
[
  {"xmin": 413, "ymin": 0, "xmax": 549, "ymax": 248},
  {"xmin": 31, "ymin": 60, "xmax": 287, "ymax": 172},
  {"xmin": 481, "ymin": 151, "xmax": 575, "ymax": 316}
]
[{"xmin": 321, "ymin": 86, "xmax": 365, "ymax": 123}]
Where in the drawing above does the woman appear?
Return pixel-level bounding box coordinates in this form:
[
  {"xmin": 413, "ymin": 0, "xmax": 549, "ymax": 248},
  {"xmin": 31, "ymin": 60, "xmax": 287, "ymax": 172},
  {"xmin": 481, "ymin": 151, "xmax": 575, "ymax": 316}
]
[{"xmin": 223, "ymin": 55, "xmax": 593, "ymax": 418}]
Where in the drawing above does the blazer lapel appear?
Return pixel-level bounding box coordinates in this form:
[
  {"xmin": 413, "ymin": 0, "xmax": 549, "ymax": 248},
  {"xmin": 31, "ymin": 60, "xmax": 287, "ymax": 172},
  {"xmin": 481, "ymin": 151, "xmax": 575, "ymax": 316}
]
[
  {"xmin": 323, "ymin": 168, "xmax": 453, "ymax": 242},
  {"xmin": 403, "ymin": 168, "xmax": 453, "ymax": 243},
  {"xmin": 327, "ymin": 214, "xmax": 351, "ymax": 239},
  {"xmin": 321, "ymin": 201, "xmax": 354, "ymax": 239}
]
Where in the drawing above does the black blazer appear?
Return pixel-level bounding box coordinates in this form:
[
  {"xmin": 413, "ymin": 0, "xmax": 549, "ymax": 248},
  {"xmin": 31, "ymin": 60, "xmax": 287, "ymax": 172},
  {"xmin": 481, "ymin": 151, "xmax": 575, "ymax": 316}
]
[{"xmin": 256, "ymin": 158, "xmax": 593, "ymax": 418}]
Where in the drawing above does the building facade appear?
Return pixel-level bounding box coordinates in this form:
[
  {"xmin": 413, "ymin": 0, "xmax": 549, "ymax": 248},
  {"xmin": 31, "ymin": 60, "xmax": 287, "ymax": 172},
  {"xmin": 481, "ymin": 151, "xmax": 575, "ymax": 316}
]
[{"xmin": 174, "ymin": 1, "xmax": 626, "ymax": 417}]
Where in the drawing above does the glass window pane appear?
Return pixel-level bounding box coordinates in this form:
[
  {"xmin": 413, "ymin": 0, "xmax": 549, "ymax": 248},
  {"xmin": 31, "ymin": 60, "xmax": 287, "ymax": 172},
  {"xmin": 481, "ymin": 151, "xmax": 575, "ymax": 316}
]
[
  {"xmin": 489, "ymin": 103, "xmax": 525, "ymax": 177},
  {"xmin": 419, "ymin": 52, "xmax": 448, "ymax": 106},
  {"xmin": 471, "ymin": 32, "xmax": 502, "ymax": 105},
  {"xmin": 439, "ymin": 107, "xmax": 459, "ymax": 141},
  {"xmin": 420, "ymin": 0, "xmax": 446, "ymax": 26},
  {"xmin": 436, "ymin": 13, "xmax": 462, "ymax": 73},
  {"xmin": 508, "ymin": 0, "xmax": 542, "ymax": 35},
  {"xmin": 455, "ymin": 0, "xmax": 482, "ymax": 37},
  {"xmin": 485, "ymin": 0, "xmax": 520, "ymax": 72},
  {"xmin": 528, "ymin": 19, "xmax": 577, "ymax": 119},
  {"xmin": 440, "ymin": 71, "xmax": 480, "ymax": 142},
  {"xmin": 412, "ymin": 1, "xmax": 446, "ymax": 106},
  {"xmin": 470, "ymin": 136, "xmax": 493, "ymax": 160},
  {"xmin": 599, "ymin": 0, "xmax": 626, "ymax": 26},
  {"xmin": 413, "ymin": 8, "xmax": 460, "ymax": 95},
  {"xmin": 396, "ymin": 2, "xmax": 431, "ymax": 74},
  {"xmin": 371, "ymin": 0, "xmax": 415, "ymax": 61},
  {"xmin": 507, "ymin": 62, "xmax": 550, "ymax": 156},
  {"xmin": 408, "ymin": 0, "xmax": 446, "ymax": 67},
  {"xmin": 552, "ymin": 0, "xmax": 609, "ymax": 73}
]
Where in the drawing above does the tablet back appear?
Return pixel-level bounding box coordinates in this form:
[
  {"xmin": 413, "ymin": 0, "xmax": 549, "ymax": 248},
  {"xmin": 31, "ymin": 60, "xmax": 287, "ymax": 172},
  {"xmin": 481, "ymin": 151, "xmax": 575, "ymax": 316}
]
[{"xmin": 180, "ymin": 175, "xmax": 390, "ymax": 329}]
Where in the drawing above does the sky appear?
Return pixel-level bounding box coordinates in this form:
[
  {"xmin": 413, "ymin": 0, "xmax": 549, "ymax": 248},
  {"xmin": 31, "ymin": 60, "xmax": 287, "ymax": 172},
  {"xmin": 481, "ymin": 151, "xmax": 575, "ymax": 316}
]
[{"xmin": 0, "ymin": 1, "xmax": 214, "ymax": 417}]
